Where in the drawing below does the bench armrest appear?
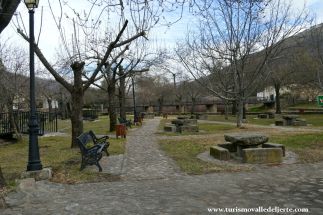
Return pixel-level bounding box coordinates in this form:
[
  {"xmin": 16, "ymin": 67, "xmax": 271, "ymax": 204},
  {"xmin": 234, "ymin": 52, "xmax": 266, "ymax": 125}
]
[
  {"xmin": 95, "ymin": 135, "xmax": 109, "ymax": 143},
  {"xmin": 87, "ymin": 143, "xmax": 106, "ymax": 154}
]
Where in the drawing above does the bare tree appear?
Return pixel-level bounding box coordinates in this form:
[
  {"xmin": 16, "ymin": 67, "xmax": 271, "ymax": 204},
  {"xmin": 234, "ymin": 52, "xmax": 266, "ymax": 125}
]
[
  {"xmin": 0, "ymin": 0, "xmax": 21, "ymax": 189},
  {"xmin": 177, "ymin": 0, "xmax": 310, "ymax": 127},
  {"xmin": 0, "ymin": 42, "xmax": 29, "ymax": 138},
  {"xmin": 302, "ymin": 23, "xmax": 323, "ymax": 90},
  {"xmin": 36, "ymin": 78, "xmax": 61, "ymax": 120},
  {"xmin": 93, "ymin": 37, "xmax": 166, "ymax": 131},
  {"xmin": 16, "ymin": 0, "xmax": 170, "ymax": 146},
  {"xmin": 180, "ymin": 79, "xmax": 201, "ymax": 114},
  {"xmin": 17, "ymin": 0, "xmax": 187, "ymax": 146}
]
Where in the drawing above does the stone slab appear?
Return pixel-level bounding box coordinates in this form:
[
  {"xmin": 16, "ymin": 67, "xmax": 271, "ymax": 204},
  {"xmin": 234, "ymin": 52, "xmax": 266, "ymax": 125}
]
[
  {"xmin": 242, "ymin": 148, "xmax": 283, "ymax": 164},
  {"xmin": 164, "ymin": 124, "xmax": 176, "ymax": 132},
  {"xmin": 179, "ymin": 125, "xmax": 199, "ymax": 133},
  {"xmin": 20, "ymin": 167, "xmax": 52, "ymax": 181},
  {"xmin": 177, "ymin": 116, "xmax": 189, "ymax": 120},
  {"xmin": 17, "ymin": 178, "xmax": 36, "ymax": 191},
  {"xmin": 293, "ymin": 120, "xmax": 307, "ymax": 126},
  {"xmin": 197, "ymin": 114, "xmax": 208, "ymax": 120},
  {"xmin": 218, "ymin": 142, "xmax": 237, "ymax": 153},
  {"xmin": 210, "ymin": 146, "xmax": 230, "ymax": 161},
  {"xmin": 171, "ymin": 119, "xmax": 197, "ymax": 126},
  {"xmin": 224, "ymin": 133, "xmax": 268, "ymax": 146},
  {"xmin": 267, "ymin": 112, "xmax": 275, "ymax": 119},
  {"xmin": 275, "ymin": 120, "xmax": 284, "ymax": 126},
  {"xmin": 258, "ymin": 114, "xmax": 268, "ymax": 119},
  {"xmin": 262, "ymin": 142, "xmax": 286, "ymax": 157}
]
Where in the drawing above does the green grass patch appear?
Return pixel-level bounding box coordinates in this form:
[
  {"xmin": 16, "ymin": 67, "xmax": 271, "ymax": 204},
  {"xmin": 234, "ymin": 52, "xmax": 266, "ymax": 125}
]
[
  {"xmin": 58, "ymin": 115, "xmax": 112, "ymax": 134},
  {"xmin": 0, "ymin": 115, "xmax": 127, "ymax": 185},
  {"xmin": 83, "ymin": 116, "xmax": 110, "ymax": 134},
  {"xmin": 270, "ymin": 133, "xmax": 323, "ymax": 149},
  {"xmin": 247, "ymin": 104, "xmax": 272, "ymax": 112},
  {"xmin": 207, "ymin": 115, "xmax": 237, "ymax": 123},
  {"xmin": 0, "ymin": 135, "xmax": 125, "ymax": 185},
  {"xmin": 159, "ymin": 132, "xmax": 323, "ymax": 174},
  {"xmin": 289, "ymin": 102, "xmax": 320, "ymax": 109},
  {"xmin": 159, "ymin": 139, "xmax": 223, "ymax": 174},
  {"xmin": 157, "ymin": 117, "xmax": 237, "ymax": 136},
  {"xmin": 270, "ymin": 133, "xmax": 323, "ymax": 162},
  {"xmin": 199, "ymin": 123, "xmax": 237, "ymax": 132},
  {"xmin": 207, "ymin": 115, "xmax": 275, "ymax": 126},
  {"xmin": 159, "ymin": 139, "xmax": 250, "ymax": 174},
  {"xmin": 297, "ymin": 115, "xmax": 323, "ymax": 126}
]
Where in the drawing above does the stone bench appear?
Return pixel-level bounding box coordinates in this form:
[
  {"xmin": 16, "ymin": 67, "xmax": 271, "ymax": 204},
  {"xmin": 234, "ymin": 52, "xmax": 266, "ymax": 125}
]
[
  {"xmin": 218, "ymin": 142, "xmax": 237, "ymax": 153},
  {"xmin": 171, "ymin": 119, "xmax": 197, "ymax": 126},
  {"xmin": 210, "ymin": 146, "xmax": 230, "ymax": 161},
  {"xmin": 242, "ymin": 148, "xmax": 283, "ymax": 164},
  {"xmin": 267, "ymin": 112, "xmax": 275, "ymax": 119},
  {"xmin": 198, "ymin": 114, "xmax": 208, "ymax": 120},
  {"xmin": 262, "ymin": 142, "xmax": 285, "ymax": 156},
  {"xmin": 164, "ymin": 124, "xmax": 176, "ymax": 132},
  {"xmin": 179, "ymin": 125, "xmax": 199, "ymax": 133},
  {"xmin": 258, "ymin": 114, "xmax": 268, "ymax": 119},
  {"xmin": 275, "ymin": 120, "xmax": 284, "ymax": 126},
  {"xmin": 292, "ymin": 119, "xmax": 307, "ymax": 126}
]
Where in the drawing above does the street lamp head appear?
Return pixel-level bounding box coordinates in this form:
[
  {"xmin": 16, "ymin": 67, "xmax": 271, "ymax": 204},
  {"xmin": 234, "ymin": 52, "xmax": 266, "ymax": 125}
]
[{"xmin": 24, "ymin": 0, "xmax": 39, "ymax": 9}]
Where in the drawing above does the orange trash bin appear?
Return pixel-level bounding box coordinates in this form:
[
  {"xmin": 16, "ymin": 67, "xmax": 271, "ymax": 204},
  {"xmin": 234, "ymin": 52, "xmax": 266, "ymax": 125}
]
[{"xmin": 116, "ymin": 124, "xmax": 126, "ymax": 138}]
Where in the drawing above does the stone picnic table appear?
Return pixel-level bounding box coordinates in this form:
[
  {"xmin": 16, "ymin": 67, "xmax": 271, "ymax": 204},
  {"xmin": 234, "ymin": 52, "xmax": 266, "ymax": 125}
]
[
  {"xmin": 282, "ymin": 115, "xmax": 299, "ymax": 126},
  {"xmin": 211, "ymin": 133, "xmax": 284, "ymax": 164},
  {"xmin": 224, "ymin": 133, "xmax": 268, "ymax": 156},
  {"xmin": 166, "ymin": 117, "xmax": 198, "ymax": 133}
]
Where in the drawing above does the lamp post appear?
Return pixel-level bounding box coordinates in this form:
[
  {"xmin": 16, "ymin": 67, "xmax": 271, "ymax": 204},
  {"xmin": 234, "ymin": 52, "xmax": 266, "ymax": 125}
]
[
  {"xmin": 132, "ymin": 76, "xmax": 137, "ymax": 123},
  {"xmin": 25, "ymin": 0, "xmax": 42, "ymax": 171}
]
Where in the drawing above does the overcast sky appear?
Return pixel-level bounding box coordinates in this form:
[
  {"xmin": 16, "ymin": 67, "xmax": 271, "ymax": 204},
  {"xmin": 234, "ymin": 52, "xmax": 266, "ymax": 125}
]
[{"xmin": 2, "ymin": 0, "xmax": 323, "ymax": 64}]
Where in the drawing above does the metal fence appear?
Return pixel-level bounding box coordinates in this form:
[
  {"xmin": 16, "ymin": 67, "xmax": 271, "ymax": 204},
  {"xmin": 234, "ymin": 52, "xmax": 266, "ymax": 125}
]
[
  {"xmin": 83, "ymin": 109, "xmax": 99, "ymax": 120},
  {"xmin": 0, "ymin": 111, "xmax": 58, "ymax": 136}
]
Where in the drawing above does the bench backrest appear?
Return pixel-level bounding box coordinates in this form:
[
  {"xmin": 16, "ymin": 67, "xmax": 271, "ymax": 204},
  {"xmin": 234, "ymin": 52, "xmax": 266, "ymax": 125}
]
[
  {"xmin": 76, "ymin": 132, "xmax": 92, "ymax": 154},
  {"xmin": 118, "ymin": 117, "xmax": 125, "ymax": 123},
  {"xmin": 88, "ymin": 130, "xmax": 97, "ymax": 142}
]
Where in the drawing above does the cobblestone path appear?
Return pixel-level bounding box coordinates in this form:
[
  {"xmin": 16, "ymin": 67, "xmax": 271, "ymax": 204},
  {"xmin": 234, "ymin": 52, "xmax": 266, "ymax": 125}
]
[
  {"xmin": 1, "ymin": 118, "xmax": 323, "ymax": 214},
  {"xmin": 121, "ymin": 118, "xmax": 184, "ymax": 181}
]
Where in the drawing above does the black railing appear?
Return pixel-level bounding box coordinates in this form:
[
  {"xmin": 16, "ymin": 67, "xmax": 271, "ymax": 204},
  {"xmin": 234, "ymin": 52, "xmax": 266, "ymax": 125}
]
[
  {"xmin": 83, "ymin": 109, "xmax": 99, "ymax": 120},
  {"xmin": 0, "ymin": 111, "xmax": 58, "ymax": 136}
]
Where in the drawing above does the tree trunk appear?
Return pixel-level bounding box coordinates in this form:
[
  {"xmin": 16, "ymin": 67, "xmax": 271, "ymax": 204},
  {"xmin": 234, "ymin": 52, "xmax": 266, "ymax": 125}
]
[
  {"xmin": 242, "ymin": 102, "xmax": 246, "ymax": 120},
  {"xmin": 70, "ymin": 90, "xmax": 83, "ymax": 148},
  {"xmin": 236, "ymin": 99, "xmax": 243, "ymax": 128},
  {"xmin": 108, "ymin": 83, "xmax": 117, "ymax": 132},
  {"xmin": 119, "ymin": 68, "xmax": 126, "ymax": 119},
  {"xmin": 224, "ymin": 100, "xmax": 229, "ymax": 120},
  {"xmin": 158, "ymin": 97, "xmax": 164, "ymax": 114},
  {"xmin": 70, "ymin": 62, "xmax": 85, "ymax": 148},
  {"xmin": 275, "ymin": 84, "xmax": 281, "ymax": 114},
  {"xmin": 191, "ymin": 98, "xmax": 196, "ymax": 114},
  {"xmin": 6, "ymin": 101, "xmax": 21, "ymax": 140},
  {"xmin": 231, "ymin": 100, "xmax": 237, "ymax": 115},
  {"xmin": 0, "ymin": 166, "xmax": 6, "ymax": 188},
  {"xmin": 47, "ymin": 98, "xmax": 53, "ymax": 121}
]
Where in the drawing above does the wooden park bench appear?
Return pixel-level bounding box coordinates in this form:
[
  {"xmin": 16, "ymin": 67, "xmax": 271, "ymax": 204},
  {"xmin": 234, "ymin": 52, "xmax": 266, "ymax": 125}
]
[
  {"xmin": 76, "ymin": 131, "xmax": 110, "ymax": 172},
  {"xmin": 118, "ymin": 117, "xmax": 132, "ymax": 128}
]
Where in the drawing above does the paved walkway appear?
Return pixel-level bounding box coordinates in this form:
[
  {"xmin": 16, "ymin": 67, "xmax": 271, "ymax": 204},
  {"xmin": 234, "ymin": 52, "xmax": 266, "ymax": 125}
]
[
  {"xmin": 1, "ymin": 118, "xmax": 323, "ymax": 214},
  {"xmin": 121, "ymin": 118, "xmax": 184, "ymax": 181}
]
